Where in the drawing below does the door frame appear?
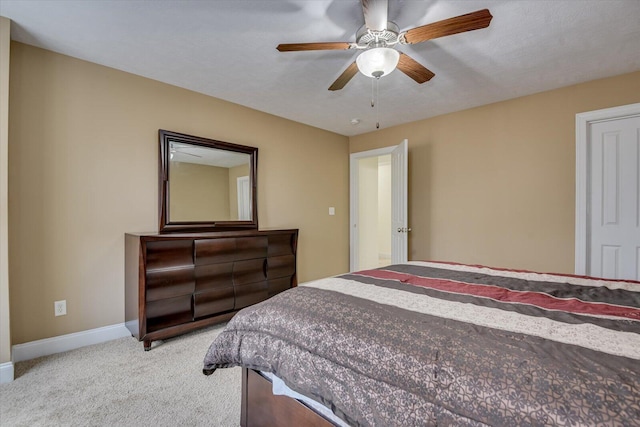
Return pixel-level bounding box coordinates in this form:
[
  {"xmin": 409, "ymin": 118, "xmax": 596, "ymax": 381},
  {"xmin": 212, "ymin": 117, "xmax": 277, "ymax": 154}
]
[
  {"xmin": 350, "ymin": 144, "xmax": 405, "ymax": 272},
  {"xmin": 574, "ymin": 102, "xmax": 640, "ymax": 275}
]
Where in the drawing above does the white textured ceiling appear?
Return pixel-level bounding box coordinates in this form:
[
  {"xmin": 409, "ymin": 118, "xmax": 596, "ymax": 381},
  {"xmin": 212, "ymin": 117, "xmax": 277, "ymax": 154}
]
[{"xmin": 1, "ymin": 0, "xmax": 639, "ymax": 136}]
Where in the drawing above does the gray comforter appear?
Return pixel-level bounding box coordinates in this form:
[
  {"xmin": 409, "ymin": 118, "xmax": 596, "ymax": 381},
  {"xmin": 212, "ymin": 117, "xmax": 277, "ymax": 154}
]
[{"xmin": 203, "ymin": 261, "xmax": 640, "ymax": 426}]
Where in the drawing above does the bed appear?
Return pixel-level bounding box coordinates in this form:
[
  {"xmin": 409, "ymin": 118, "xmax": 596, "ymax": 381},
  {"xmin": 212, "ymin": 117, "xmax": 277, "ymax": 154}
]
[{"xmin": 203, "ymin": 261, "xmax": 640, "ymax": 426}]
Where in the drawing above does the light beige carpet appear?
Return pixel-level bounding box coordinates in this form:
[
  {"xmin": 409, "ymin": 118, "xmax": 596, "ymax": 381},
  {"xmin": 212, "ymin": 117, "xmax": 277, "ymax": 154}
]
[{"xmin": 0, "ymin": 323, "xmax": 241, "ymax": 426}]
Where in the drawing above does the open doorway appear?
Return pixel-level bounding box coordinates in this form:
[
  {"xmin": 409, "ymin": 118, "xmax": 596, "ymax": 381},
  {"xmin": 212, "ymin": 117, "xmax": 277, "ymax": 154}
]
[
  {"xmin": 356, "ymin": 155, "xmax": 392, "ymax": 269},
  {"xmin": 350, "ymin": 140, "xmax": 408, "ymax": 272}
]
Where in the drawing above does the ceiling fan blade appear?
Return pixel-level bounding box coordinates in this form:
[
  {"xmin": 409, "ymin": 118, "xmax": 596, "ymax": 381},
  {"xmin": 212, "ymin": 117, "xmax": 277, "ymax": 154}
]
[
  {"xmin": 180, "ymin": 151, "xmax": 202, "ymax": 158},
  {"xmin": 403, "ymin": 9, "xmax": 492, "ymax": 44},
  {"xmin": 171, "ymin": 150, "xmax": 201, "ymax": 158},
  {"xmin": 396, "ymin": 52, "xmax": 435, "ymax": 84},
  {"xmin": 277, "ymin": 42, "xmax": 352, "ymax": 52},
  {"xmin": 170, "ymin": 144, "xmax": 202, "ymax": 158},
  {"xmin": 328, "ymin": 62, "xmax": 359, "ymax": 91},
  {"xmin": 361, "ymin": 0, "xmax": 388, "ymax": 31}
]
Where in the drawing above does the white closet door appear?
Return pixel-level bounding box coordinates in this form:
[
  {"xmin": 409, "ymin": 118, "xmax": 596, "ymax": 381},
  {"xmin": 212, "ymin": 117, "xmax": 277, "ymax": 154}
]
[{"xmin": 589, "ymin": 115, "xmax": 640, "ymax": 280}]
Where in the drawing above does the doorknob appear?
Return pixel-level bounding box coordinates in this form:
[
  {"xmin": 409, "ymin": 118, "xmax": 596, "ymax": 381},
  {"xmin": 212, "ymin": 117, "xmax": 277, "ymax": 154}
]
[
  {"xmin": 397, "ymin": 227, "xmax": 412, "ymax": 233},
  {"xmin": 397, "ymin": 227, "xmax": 403, "ymax": 233}
]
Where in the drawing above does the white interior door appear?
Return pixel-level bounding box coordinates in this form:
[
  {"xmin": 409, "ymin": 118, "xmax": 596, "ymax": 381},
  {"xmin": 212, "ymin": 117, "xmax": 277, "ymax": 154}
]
[
  {"xmin": 350, "ymin": 140, "xmax": 409, "ymax": 271},
  {"xmin": 588, "ymin": 115, "xmax": 640, "ymax": 280},
  {"xmin": 391, "ymin": 139, "xmax": 408, "ymax": 264}
]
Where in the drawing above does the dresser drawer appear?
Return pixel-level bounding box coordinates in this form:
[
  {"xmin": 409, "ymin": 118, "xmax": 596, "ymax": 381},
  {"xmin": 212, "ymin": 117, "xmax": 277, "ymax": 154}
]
[
  {"xmin": 146, "ymin": 267, "xmax": 195, "ymax": 302},
  {"xmin": 146, "ymin": 294, "xmax": 193, "ymax": 332},
  {"xmin": 195, "ymin": 262, "xmax": 233, "ymax": 292},
  {"xmin": 145, "ymin": 240, "xmax": 193, "ymax": 270},
  {"xmin": 194, "ymin": 238, "xmax": 236, "ymax": 265},
  {"xmin": 236, "ymin": 236, "xmax": 268, "ymax": 260},
  {"xmin": 267, "ymin": 233, "xmax": 295, "ymax": 257},
  {"xmin": 268, "ymin": 277, "xmax": 293, "ymax": 297},
  {"xmin": 194, "ymin": 288, "xmax": 235, "ymax": 318},
  {"xmin": 267, "ymin": 255, "xmax": 296, "ymax": 279},
  {"xmin": 235, "ymin": 281, "xmax": 268, "ymax": 310},
  {"xmin": 234, "ymin": 258, "xmax": 267, "ymax": 286},
  {"xmin": 195, "ymin": 236, "xmax": 269, "ymax": 265}
]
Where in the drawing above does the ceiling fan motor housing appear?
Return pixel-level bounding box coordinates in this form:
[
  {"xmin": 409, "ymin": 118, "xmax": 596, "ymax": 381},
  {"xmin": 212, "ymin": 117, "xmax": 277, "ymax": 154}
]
[{"xmin": 356, "ymin": 21, "xmax": 400, "ymax": 48}]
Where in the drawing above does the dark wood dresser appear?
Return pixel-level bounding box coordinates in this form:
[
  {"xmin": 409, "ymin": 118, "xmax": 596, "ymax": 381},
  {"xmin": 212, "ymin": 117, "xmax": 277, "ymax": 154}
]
[{"xmin": 125, "ymin": 229, "xmax": 298, "ymax": 350}]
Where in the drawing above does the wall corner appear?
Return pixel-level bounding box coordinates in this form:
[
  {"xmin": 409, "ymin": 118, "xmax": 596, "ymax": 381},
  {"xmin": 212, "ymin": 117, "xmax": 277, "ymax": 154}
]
[{"xmin": 0, "ymin": 16, "xmax": 13, "ymax": 374}]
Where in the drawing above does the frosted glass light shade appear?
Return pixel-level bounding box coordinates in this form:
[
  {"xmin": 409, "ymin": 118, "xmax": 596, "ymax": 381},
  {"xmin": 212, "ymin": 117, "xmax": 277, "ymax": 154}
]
[{"xmin": 356, "ymin": 47, "xmax": 400, "ymax": 78}]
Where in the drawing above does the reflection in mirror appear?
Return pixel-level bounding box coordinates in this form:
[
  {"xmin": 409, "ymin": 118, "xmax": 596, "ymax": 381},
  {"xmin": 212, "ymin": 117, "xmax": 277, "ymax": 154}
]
[
  {"xmin": 159, "ymin": 130, "xmax": 258, "ymax": 233},
  {"xmin": 169, "ymin": 144, "xmax": 251, "ymax": 222}
]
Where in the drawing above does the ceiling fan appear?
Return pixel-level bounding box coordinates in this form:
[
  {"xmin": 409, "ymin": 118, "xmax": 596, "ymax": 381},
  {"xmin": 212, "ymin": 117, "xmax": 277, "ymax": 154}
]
[
  {"xmin": 170, "ymin": 143, "xmax": 202, "ymax": 159},
  {"xmin": 277, "ymin": 0, "xmax": 492, "ymax": 91}
]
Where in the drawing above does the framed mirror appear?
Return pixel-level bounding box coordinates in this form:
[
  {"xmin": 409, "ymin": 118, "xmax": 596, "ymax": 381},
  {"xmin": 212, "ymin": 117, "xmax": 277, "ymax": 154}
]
[{"xmin": 159, "ymin": 129, "xmax": 258, "ymax": 233}]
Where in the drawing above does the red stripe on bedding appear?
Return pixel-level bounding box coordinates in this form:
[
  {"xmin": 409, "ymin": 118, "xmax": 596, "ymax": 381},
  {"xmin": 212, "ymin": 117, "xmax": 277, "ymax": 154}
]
[
  {"xmin": 356, "ymin": 269, "xmax": 640, "ymax": 321},
  {"xmin": 420, "ymin": 260, "xmax": 640, "ymax": 284}
]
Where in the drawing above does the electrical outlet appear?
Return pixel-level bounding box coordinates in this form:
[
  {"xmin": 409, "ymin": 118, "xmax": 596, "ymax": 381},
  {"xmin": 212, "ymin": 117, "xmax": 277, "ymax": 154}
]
[{"xmin": 54, "ymin": 300, "xmax": 67, "ymax": 317}]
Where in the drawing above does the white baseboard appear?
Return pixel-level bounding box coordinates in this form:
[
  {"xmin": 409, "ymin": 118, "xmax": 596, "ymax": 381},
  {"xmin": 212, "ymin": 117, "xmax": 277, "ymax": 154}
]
[
  {"xmin": 12, "ymin": 323, "xmax": 131, "ymax": 364},
  {"xmin": 0, "ymin": 361, "xmax": 14, "ymax": 384}
]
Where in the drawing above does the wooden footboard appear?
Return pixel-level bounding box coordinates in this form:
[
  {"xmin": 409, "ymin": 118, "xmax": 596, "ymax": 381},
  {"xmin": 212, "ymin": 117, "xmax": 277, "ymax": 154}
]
[{"xmin": 241, "ymin": 368, "xmax": 337, "ymax": 427}]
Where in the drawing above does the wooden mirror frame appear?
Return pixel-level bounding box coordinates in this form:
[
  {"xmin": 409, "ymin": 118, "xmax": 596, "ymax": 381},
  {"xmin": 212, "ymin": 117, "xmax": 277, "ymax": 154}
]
[{"xmin": 158, "ymin": 129, "xmax": 258, "ymax": 233}]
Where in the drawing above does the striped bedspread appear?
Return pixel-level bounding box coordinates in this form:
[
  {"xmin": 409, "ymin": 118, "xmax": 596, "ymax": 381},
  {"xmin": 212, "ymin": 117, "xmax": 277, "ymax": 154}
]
[{"xmin": 203, "ymin": 261, "xmax": 640, "ymax": 426}]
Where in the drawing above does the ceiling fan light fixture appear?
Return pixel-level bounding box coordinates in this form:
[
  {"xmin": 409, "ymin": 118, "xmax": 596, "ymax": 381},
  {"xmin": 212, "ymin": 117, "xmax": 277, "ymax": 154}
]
[{"xmin": 356, "ymin": 47, "xmax": 399, "ymax": 79}]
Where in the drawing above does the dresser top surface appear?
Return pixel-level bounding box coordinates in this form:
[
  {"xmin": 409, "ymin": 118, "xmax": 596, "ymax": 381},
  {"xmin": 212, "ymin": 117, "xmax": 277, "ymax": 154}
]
[{"xmin": 126, "ymin": 229, "xmax": 298, "ymax": 240}]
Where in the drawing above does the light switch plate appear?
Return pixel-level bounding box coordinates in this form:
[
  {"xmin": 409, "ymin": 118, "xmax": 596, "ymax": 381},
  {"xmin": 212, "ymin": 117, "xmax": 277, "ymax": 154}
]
[{"xmin": 329, "ymin": 207, "xmax": 335, "ymax": 216}]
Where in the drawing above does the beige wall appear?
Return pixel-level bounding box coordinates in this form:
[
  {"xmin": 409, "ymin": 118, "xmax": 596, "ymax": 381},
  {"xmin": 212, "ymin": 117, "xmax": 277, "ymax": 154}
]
[
  {"xmin": 8, "ymin": 42, "xmax": 349, "ymax": 344},
  {"xmin": 0, "ymin": 17, "xmax": 11, "ymax": 366},
  {"xmin": 169, "ymin": 162, "xmax": 230, "ymax": 221},
  {"xmin": 8, "ymin": 39, "xmax": 639, "ymax": 347},
  {"xmin": 350, "ymin": 71, "xmax": 640, "ymax": 274}
]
